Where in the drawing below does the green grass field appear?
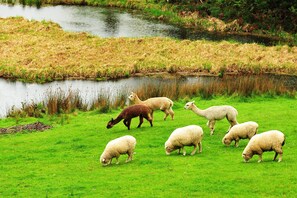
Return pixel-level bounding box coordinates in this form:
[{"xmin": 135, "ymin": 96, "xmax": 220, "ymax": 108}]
[{"xmin": 0, "ymin": 96, "xmax": 296, "ymax": 197}]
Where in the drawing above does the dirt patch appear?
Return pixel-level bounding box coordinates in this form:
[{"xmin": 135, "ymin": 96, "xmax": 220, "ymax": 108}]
[{"xmin": 0, "ymin": 122, "xmax": 52, "ymax": 134}]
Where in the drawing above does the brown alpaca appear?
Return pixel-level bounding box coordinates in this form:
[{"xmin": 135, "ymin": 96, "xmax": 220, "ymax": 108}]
[{"xmin": 106, "ymin": 104, "xmax": 153, "ymax": 130}]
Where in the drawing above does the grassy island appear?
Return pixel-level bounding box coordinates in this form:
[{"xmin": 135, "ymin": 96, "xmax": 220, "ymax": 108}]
[{"xmin": 0, "ymin": 17, "xmax": 296, "ymax": 82}]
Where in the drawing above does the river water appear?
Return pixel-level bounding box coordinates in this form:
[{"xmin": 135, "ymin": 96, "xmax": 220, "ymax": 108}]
[
  {"xmin": 0, "ymin": 4, "xmax": 279, "ymax": 44},
  {"xmin": 0, "ymin": 77, "xmax": 212, "ymax": 117}
]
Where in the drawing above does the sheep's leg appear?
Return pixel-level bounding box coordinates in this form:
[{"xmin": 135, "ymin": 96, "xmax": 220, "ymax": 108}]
[
  {"xmin": 169, "ymin": 108, "xmax": 174, "ymax": 120},
  {"xmin": 163, "ymin": 109, "xmax": 169, "ymax": 121},
  {"xmin": 274, "ymin": 148, "xmax": 283, "ymax": 162},
  {"xmin": 235, "ymin": 139, "xmax": 239, "ymax": 147},
  {"xmin": 278, "ymin": 153, "xmax": 283, "ymax": 162},
  {"xmin": 258, "ymin": 154, "xmax": 263, "ymax": 163},
  {"xmin": 182, "ymin": 147, "xmax": 186, "ymax": 156},
  {"xmin": 178, "ymin": 148, "xmax": 181, "ymax": 154},
  {"xmin": 198, "ymin": 142, "xmax": 202, "ymax": 153},
  {"xmin": 273, "ymin": 152, "xmax": 278, "ymax": 161},
  {"xmin": 115, "ymin": 157, "xmax": 119, "ymax": 164},
  {"xmin": 126, "ymin": 151, "xmax": 133, "ymax": 163},
  {"xmin": 191, "ymin": 144, "xmax": 197, "ymax": 155},
  {"xmin": 137, "ymin": 116, "xmax": 144, "ymax": 128},
  {"xmin": 208, "ymin": 120, "xmax": 216, "ymax": 135}
]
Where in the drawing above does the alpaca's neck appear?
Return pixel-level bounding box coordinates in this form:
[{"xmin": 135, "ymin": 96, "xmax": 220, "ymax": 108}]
[
  {"xmin": 134, "ymin": 95, "xmax": 143, "ymax": 104},
  {"xmin": 191, "ymin": 105, "xmax": 206, "ymax": 117},
  {"xmin": 112, "ymin": 116, "xmax": 123, "ymax": 125}
]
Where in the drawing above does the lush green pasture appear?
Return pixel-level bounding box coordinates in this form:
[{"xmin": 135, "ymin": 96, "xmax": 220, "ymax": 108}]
[{"xmin": 0, "ymin": 96, "xmax": 296, "ymax": 197}]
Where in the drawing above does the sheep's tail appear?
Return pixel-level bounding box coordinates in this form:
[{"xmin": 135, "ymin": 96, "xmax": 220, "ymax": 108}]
[
  {"xmin": 282, "ymin": 138, "xmax": 285, "ymax": 146},
  {"xmin": 168, "ymin": 99, "xmax": 174, "ymax": 108}
]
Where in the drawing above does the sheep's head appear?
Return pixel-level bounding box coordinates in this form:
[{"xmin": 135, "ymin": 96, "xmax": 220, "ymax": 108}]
[
  {"xmin": 242, "ymin": 152, "xmax": 252, "ymax": 162},
  {"xmin": 165, "ymin": 141, "xmax": 175, "ymax": 155},
  {"xmin": 128, "ymin": 92, "xmax": 137, "ymax": 102},
  {"xmin": 100, "ymin": 157, "xmax": 111, "ymax": 166},
  {"xmin": 184, "ymin": 101, "xmax": 195, "ymax": 110},
  {"xmin": 106, "ymin": 118, "xmax": 114, "ymax": 129},
  {"xmin": 222, "ymin": 137, "xmax": 231, "ymax": 146}
]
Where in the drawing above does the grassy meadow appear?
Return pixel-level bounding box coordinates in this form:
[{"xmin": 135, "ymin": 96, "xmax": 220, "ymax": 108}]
[
  {"xmin": 1, "ymin": 96, "xmax": 297, "ymax": 197},
  {"xmin": 0, "ymin": 17, "xmax": 297, "ymax": 83}
]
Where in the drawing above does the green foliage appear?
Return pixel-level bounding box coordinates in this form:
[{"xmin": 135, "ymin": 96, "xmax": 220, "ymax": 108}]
[
  {"xmin": 200, "ymin": 0, "xmax": 297, "ymax": 33},
  {"xmin": 0, "ymin": 96, "xmax": 297, "ymax": 196}
]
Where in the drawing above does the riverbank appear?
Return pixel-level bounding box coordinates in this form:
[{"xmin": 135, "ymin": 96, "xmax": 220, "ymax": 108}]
[{"xmin": 0, "ymin": 17, "xmax": 296, "ymax": 83}]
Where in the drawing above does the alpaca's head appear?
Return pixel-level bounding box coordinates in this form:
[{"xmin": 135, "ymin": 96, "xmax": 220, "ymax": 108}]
[
  {"xmin": 184, "ymin": 101, "xmax": 195, "ymax": 110},
  {"xmin": 128, "ymin": 92, "xmax": 137, "ymax": 102},
  {"xmin": 106, "ymin": 118, "xmax": 114, "ymax": 129}
]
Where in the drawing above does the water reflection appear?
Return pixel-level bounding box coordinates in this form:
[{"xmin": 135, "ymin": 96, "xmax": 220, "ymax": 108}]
[
  {"xmin": 0, "ymin": 3, "xmax": 280, "ymax": 45},
  {"xmin": 103, "ymin": 9, "xmax": 119, "ymax": 35},
  {"xmin": 0, "ymin": 4, "xmax": 180, "ymax": 38}
]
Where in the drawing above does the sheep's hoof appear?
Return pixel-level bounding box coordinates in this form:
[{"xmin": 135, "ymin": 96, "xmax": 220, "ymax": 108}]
[{"xmin": 257, "ymin": 160, "xmax": 262, "ymax": 163}]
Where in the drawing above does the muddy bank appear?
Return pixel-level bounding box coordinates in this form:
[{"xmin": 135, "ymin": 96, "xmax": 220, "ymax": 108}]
[{"xmin": 0, "ymin": 122, "xmax": 52, "ymax": 134}]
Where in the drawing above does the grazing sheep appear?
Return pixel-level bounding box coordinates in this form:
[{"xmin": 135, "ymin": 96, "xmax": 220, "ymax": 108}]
[
  {"xmin": 184, "ymin": 101, "xmax": 238, "ymax": 135},
  {"xmin": 128, "ymin": 92, "xmax": 174, "ymax": 120},
  {"xmin": 222, "ymin": 121, "xmax": 258, "ymax": 147},
  {"xmin": 106, "ymin": 104, "xmax": 153, "ymax": 130},
  {"xmin": 242, "ymin": 130, "xmax": 285, "ymax": 163},
  {"xmin": 100, "ymin": 135, "xmax": 136, "ymax": 166},
  {"xmin": 165, "ymin": 125, "xmax": 203, "ymax": 156}
]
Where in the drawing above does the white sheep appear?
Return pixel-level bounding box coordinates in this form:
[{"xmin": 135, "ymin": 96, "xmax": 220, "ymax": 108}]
[
  {"xmin": 128, "ymin": 92, "xmax": 174, "ymax": 120},
  {"xmin": 184, "ymin": 101, "xmax": 238, "ymax": 135},
  {"xmin": 222, "ymin": 121, "xmax": 258, "ymax": 147},
  {"xmin": 242, "ymin": 130, "xmax": 285, "ymax": 163},
  {"xmin": 165, "ymin": 125, "xmax": 203, "ymax": 156},
  {"xmin": 100, "ymin": 135, "xmax": 136, "ymax": 166}
]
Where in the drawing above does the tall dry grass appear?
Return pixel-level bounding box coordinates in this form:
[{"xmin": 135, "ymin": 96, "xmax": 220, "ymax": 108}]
[
  {"xmin": 0, "ymin": 18, "xmax": 296, "ymax": 83},
  {"xmin": 134, "ymin": 75, "xmax": 294, "ymax": 100}
]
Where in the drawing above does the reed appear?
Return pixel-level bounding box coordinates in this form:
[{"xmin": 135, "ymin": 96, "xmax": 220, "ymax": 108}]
[
  {"xmin": 46, "ymin": 89, "xmax": 88, "ymax": 115},
  {"xmin": 5, "ymin": 75, "xmax": 295, "ymax": 118},
  {"xmin": 133, "ymin": 75, "xmax": 294, "ymax": 100}
]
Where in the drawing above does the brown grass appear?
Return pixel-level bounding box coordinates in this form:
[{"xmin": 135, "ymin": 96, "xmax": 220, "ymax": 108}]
[{"xmin": 0, "ymin": 17, "xmax": 296, "ymax": 82}]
